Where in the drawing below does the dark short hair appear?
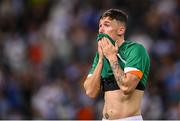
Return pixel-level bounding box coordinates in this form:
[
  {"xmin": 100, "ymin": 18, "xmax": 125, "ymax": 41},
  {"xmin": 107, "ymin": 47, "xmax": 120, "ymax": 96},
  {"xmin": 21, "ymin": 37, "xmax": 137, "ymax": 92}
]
[{"xmin": 99, "ymin": 9, "xmax": 128, "ymax": 26}]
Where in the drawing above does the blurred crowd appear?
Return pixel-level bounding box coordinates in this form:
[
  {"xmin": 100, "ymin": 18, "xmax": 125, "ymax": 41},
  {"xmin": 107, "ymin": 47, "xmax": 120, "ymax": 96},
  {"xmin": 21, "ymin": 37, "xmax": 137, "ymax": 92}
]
[{"xmin": 0, "ymin": 0, "xmax": 179, "ymax": 120}]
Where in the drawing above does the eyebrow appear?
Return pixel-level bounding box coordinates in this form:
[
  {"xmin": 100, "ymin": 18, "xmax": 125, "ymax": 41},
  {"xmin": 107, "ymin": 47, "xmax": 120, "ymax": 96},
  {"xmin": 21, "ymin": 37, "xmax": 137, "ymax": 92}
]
[
  {"xmin": 103, "ymin": 20, "xmax": 111, "ymax": 23},
  {"xmin": 99, "ymin": 20, "xmax": 111, "ymax": 26}
]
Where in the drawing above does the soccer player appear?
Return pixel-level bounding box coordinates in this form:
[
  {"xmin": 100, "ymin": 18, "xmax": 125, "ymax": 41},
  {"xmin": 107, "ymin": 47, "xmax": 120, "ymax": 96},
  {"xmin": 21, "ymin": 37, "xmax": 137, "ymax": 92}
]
[{"xmin": 83, "ymin": 9, "xmax": 150, "ymax": 120}]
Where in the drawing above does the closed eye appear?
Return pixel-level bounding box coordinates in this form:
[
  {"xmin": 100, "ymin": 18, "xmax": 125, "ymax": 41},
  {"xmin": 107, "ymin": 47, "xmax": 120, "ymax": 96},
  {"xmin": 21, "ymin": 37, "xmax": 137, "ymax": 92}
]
[{"xmin": 104, "ymin": 23, "xmax": 110, "ymax": 27}]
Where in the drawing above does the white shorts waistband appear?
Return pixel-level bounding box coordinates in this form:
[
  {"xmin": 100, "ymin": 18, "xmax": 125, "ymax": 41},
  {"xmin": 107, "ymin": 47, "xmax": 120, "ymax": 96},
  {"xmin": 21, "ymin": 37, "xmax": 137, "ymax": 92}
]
[{"xmin": 102, "ymin": 115, "xmax": 143, "ymax": 121}]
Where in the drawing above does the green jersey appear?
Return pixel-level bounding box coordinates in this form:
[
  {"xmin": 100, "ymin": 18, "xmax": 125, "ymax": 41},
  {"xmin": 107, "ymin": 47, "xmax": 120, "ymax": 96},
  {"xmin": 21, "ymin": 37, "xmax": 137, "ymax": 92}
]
[{"xmin": 88, "ymin": 40, "xmax": 150, "ymax": 89}]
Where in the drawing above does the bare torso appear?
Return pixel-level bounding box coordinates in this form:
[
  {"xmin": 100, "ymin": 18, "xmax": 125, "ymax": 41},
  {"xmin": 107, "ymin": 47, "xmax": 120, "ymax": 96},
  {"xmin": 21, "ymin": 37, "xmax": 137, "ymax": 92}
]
[{"xmin": 103, "ymin": 89, "xmax": 144, "ymax": 120}]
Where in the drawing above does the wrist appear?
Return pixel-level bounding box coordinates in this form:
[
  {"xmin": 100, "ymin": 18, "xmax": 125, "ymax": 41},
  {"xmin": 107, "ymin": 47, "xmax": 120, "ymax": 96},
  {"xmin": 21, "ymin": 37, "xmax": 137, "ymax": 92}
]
[
  {"xmin": 98, "ymin": 59, "xmax": 103, "ymax": 64},
  {"xmin": 108, "ymin": 55, "xmax": 118, "ymax": 62}
]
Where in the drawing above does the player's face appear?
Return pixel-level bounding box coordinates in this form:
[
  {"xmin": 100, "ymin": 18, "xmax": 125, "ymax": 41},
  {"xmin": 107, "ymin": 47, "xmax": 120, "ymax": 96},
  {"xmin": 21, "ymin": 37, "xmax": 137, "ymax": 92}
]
[{"xmin": 99, "ymin": 17, "xmax": 124, "ymax": 41}]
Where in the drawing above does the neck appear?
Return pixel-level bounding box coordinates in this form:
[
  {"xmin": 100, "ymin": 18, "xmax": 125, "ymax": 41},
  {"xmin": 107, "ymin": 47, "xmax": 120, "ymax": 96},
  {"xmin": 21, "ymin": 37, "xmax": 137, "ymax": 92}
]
[{"xmin": 115, "ymin": 36, "xmax": 125, "ymax": 47}]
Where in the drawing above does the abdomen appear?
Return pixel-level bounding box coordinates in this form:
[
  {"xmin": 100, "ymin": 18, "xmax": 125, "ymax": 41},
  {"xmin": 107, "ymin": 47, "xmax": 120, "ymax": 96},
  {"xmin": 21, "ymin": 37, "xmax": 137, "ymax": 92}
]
[{"xmin": 103, "ymin": 89, "xmax": 144, "ymax": 119}]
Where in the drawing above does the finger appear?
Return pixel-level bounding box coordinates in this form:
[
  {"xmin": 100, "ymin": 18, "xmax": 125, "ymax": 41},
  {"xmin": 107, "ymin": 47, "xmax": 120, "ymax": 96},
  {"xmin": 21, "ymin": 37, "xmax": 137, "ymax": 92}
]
[
  {"xmin": 98, "ymin": 40, "xmax": 104, "ymax": 50},
  {"xmin": 105, "ymin": 37, "xmax": 111, "ymax": 45},
  {"xmin": 104, "ymin": 37, "xmax": 115, "ymax": 47},
  {"xmin": 99, "ymin": 40, "xmax": 106, "ymax": 53},
  {"xmin": 98, "ymin": 39, "xmax": 102, "ymax": 45},
  {"xmin": 98, "ymin": 40, "xmax": 101, "ymax": 46},
  {"xmin": 101, "ymin": 37, "xmax": 109, "ymax": 46},
  {"xmin": 98, "ymin": 40, "xmax": 102, "ymax": 48}
]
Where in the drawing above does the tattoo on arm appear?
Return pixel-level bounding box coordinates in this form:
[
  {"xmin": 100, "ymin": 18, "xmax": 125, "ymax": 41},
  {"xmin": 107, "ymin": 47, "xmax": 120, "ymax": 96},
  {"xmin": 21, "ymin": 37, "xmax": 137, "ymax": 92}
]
[{"xmin": 111, "ymin": 60, "xmax": 125, "ymax": 86}]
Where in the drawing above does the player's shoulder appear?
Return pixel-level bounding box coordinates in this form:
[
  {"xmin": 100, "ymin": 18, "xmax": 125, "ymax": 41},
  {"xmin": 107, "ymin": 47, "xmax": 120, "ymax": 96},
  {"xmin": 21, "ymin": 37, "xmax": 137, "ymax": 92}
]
[{"xmin": 123, "ymin": 40, "xmax": 146, "ymax": 52}]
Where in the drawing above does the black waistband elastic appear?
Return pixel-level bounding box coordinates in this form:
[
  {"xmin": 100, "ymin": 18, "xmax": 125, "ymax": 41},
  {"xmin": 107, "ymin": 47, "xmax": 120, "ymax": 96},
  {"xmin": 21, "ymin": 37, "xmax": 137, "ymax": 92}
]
[
  {"xmin": 101, "ymin": 75, "xmax": 145, "ymax": 91},
  {"xmin": 101, "ymin": 75, "xmax": 120, "ymax": 91}
]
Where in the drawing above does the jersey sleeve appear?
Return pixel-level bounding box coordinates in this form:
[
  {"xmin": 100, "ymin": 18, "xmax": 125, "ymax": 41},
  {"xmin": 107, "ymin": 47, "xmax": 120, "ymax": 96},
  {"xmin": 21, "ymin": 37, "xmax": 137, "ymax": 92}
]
[
  {"xmin": 124, "ymin": 44, "xmax": 147, "ymax": 79},
  {"xmin": 88, "ymin": 53, "xmax": 99, "ymax": 77}
]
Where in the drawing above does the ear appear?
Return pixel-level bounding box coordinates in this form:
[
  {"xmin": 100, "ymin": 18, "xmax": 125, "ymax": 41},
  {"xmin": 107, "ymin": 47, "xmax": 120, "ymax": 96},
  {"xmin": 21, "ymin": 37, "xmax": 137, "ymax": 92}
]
[{"xmin": 117, "ymin": 26, "xmax": 125, "ymax": 36}]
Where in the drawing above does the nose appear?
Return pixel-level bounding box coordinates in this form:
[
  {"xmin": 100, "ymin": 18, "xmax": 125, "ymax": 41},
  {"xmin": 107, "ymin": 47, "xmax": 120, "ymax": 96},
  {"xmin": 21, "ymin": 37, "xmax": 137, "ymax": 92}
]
[{"xmin": 99, "ymin": 26, "xmax": 104, "ymax": 33}]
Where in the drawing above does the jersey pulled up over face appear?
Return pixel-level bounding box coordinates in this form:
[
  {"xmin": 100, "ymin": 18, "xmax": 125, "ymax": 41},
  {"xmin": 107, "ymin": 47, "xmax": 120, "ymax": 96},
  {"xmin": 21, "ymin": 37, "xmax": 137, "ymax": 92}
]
[{"xmin": 88, "ymin": 40, "xmax": 150, "ymax": 90}]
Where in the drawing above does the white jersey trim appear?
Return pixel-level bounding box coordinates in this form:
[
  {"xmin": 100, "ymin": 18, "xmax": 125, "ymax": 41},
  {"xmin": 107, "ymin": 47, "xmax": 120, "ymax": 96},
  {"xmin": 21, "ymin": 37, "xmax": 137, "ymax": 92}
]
[
  {"xmin": 124, "ymin": 67, "xmax": 140, "ymax": 73},
  {"xmin": 117, "ymin": 53, "xmax": 126, "ymax": 64},
  {"xmin": 87, "ymin": 74, "xmax": 92, "ymax": 77}
]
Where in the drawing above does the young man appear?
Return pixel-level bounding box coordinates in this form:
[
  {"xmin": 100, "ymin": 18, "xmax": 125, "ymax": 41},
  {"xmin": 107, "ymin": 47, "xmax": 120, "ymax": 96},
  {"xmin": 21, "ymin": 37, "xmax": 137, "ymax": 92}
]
[{"xmin": 83, "ymin": 9, "xmax": 150, "ymax": 120}]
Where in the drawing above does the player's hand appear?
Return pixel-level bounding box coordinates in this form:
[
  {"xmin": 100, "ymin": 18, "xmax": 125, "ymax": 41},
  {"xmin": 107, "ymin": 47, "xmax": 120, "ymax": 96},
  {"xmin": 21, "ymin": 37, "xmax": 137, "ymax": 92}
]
[
  {"xmin": 99, "ymin": 37, "xmax": 118, "ymax": 61},
  {"xmin": 98, "ymin": 40, "xmax": 104, "ymax": 61}
]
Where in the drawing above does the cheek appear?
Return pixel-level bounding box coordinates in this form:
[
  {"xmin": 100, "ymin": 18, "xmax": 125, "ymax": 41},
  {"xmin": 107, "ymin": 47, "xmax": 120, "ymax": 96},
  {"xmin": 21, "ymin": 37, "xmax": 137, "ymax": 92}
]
[
  {"xmin": 104, "ymin": 27, "xmax": 114, "ymax": 34},
  {"xmin": 107, "ymin": 29, "xmax": 117, "ymax": 37}
]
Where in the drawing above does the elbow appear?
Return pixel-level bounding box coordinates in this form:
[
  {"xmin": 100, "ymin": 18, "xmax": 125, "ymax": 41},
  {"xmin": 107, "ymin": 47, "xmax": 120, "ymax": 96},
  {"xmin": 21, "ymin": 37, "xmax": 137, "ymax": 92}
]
[
  {"xmin": 121, "ymin": 86, "xmax": 132, "ymax": 95},
  {"xmin": 83, "ymin": 83, "xmax": 97, "ymax": 98},
  {"xmin": 85, "ymin": 90, "xmax": 97, "ymax": 98}
]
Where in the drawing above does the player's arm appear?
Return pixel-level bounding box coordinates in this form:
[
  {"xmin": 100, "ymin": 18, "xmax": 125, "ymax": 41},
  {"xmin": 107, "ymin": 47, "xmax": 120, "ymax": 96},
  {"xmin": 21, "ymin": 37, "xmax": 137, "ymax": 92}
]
[
  {"xmin": 83, "ymin": 42, "xmax": 104, "ymax": 98},
  {"xmin": 109, "ymin": 57, "xmax": 141, "ymax": 95},
  {"xmin": 99, "ymin": 38, "xmax": 142, "ymax": 95},
  {"xmin": 84, "ymin": 59, "xmax": 103, "ymax": 98},
  {"xmin": 108, "ymin": 45, "xmax": 143, "ymax": 95}
]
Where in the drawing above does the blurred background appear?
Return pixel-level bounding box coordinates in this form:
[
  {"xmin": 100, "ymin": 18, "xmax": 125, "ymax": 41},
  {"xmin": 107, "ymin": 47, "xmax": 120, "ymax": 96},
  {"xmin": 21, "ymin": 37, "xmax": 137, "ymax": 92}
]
[{"xmin": 0, "ymin": 0, "xmax": 179, "ymax": 120}]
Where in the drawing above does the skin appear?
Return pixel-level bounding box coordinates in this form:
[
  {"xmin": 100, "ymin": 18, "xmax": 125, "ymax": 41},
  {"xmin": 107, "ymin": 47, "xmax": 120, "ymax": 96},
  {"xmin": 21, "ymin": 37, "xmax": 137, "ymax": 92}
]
[{"xmin": 84, "ymin": 17, "xmax": 144, "ymax": 119}]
